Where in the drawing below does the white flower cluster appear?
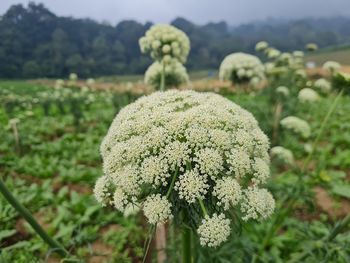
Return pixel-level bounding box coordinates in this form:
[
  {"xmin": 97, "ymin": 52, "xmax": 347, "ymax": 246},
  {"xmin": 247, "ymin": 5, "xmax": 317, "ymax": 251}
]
[
  {"xmin": 276, "ymin": 86, "xmax": 290, "ymax": 97},
  {"xmin": 293, "ymin": 51, "xmax": 304, "ymax": 58},
  {"xmin": 270, "ymin": 146, "xmax": 294, "ymax": 165},
  {"xmin": 241, "ymin": 187, "xmax": 275, "ymax": 221},
  {"xmin": 68, "ymin": 73, "xmax": 78, "ymax": 86},
  {"xmin": 323, "ymin": 61, "xmax": 341, "ymax": 73},
  {"xmin": 277, "ymin": 53, "xmax": 293, "ymax": 66},
  {"xmin": 55, "ymin": 79, "xmax": 65, "ymax": 89},
  {"xmin": 306, "ymin": 43, "xmax": 318, "ymax": 51},
  {"xmin": 280, "ymin": 116, "xmax": 311, "ymax": 139},
  {"xmin": 69, "ymin": 73, "xmax": 78, "ymax": 81},
  {"xmin": 175, "ymin": 170, "xmax": 209, "ymax": 203},
  {"xmin": 139, "ymin": 24, "xmax": 190, "ymax": 63},
  {"xmin": 314, "ymin": 78, "xmax": 331, "ymax": 94},
  {"xmin": 219, "ymin": 52, "xmax": 265, "ymax": 85},
  {"xmin": 95, "ymin": 90, "xmax": 274, "ymax": 247},
  {"xmin": 298, "ymin": 88, "xmax": 320, "ymax": 103},
  {"xmin": 86, "ymin": 78, "xmax": 95, "ymax": 86},
  {"xmin": 197, "ymin": 213, "xmax": 231, "ymax": 247},
  {"xmin": 93, "ymin": 176, "xmax": 112, "ymax": 206},
  {"xmin": 266, "ymin": 48, "xmax": 281, "ymax": 59},
  {"xmin": 144, "ymin": 60, "xmax": 189, "ymax": 89},
  {"xmin": 255, "ymin": 41, "xmax": 268, "ymax": 52},
  {"xmin": 143, "ymin": 194, "xmax": 173, "ymax": 224},
  {"xmin": 213, "ymin": 177, "xmax": 241, "ymax": 210}
]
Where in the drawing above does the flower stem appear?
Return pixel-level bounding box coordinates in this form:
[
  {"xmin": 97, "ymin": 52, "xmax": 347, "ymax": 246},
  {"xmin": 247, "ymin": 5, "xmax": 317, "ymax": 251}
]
[
  {"xmin": 142, "ymin": 224, "xmax": 156, "ymax": 263},
  {"xmin": 11, "ymin": 121, "xmax": 21, "ymax": 154},
  {"xmin": 198, "ymin": 199, "xmax": 208, "ymax": 216},
  {"xmin": 182, "ymin": 227, "xmax": 192, "ymax": 263},
  {"xmin": 0, "ymin": 177, "xmax": 69, "ymax": 257},
  {"xmin": 272, "ymin": 102, "xmax": 283, "ymax": 145},
  {"xmin": 166, "ymin": 167, "xmax": 179, "ymax": 198},
  {"xmin": 160, "ymin": 59, "xmax": 166, "ymax": 91},
  {"xmin": 302, "ymin": 89, "xmax": 343, "ymax": 171}
]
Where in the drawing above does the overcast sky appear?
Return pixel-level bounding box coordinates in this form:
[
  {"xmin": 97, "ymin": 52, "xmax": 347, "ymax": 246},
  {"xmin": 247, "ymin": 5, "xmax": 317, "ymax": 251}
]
[{"xmin": 1, "ymin": 0, "xmax": 350, "ymax": 25}]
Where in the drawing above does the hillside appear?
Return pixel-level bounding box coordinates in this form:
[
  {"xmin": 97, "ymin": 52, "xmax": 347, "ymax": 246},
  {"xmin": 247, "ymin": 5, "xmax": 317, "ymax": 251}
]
[{"xmin": 1, "ymin": 2, "xmax": 350, "ymax": 78}]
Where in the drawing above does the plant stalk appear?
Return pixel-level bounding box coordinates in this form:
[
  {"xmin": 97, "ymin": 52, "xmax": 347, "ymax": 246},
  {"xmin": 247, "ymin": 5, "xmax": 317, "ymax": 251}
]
[
  {"xmin": 272, "ymin": 102, "xmax": 283, "ymax": 144},
  {"xmin": 11, "ymin": 121, "xmax": 21, "ymax": 154},
  {"xmin": 182, "ymin": 227, "xmax": 192, "ymax": 263},
  {"xmin": 302, "ymin": 89, "xmax": 343, "ymax": 171},
  {"xmin": 198, "ymin": 199, "xmax": 208, "ymax": 216},
  {"xmin": 0, "ymin": 178, "xmax": 69, "ymax": 257},
  {"xmin": 160, "ymin": 59, "xmax": 166, "ymax": 91}
]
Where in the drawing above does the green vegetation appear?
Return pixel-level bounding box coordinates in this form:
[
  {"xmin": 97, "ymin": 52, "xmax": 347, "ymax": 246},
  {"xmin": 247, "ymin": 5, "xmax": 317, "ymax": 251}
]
[
  {"xmin": 1, "ymin": 75, "xmax": 350, "ymax": 261},
  {"xmin": 1, "ymin": 2, "xmax": 350, "ymax": 78}
]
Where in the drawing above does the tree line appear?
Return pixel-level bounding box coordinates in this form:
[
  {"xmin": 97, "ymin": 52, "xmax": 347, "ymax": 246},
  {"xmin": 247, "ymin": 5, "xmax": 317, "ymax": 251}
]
[{"xmin": 1, "ymin": 2, "xmax": 350, "ymax": 78}]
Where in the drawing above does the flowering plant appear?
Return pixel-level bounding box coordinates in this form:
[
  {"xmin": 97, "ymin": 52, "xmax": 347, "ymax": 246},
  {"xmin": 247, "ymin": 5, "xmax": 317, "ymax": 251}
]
[
  {"xmin": 306, "ymin": 43, "xmax": 318, "ymax": 51},
  {"xmin": 323, "ymin": 61, "xmax": 341, "ymax": 74},
  {"xmin": 255, "ymin": 41, "xmax": 268, "ymax": 52},
  {"xmin": 219, "ymin": 52, "xmax": 265, "ymax": 86},
  {"xmin": 139, "ymin": 24, "xmax": 190, "ymax": 64},
  {"xmin": 139, "ymin": 24, "xmax": 190, "ymax": 91},
  {"xmin": 280, "ymin": 116, "xmax": 311, "ymax": 139},
  {"xmin": 144, "ymin": 60, "xmax": 189, "ymax": 89},
  {"xmin": 94, "ymin": 90, "xmax": 275, "ymax": 248},
  {"xmin": 270, "ymin": 146, "xmax": 294, "ymax": 165},
  {"xmin": 314, "ymin": 78, "xmax": 331, "ymax": 94},
  {"xmin": 298, "ymin": 88, "xmax": 320, "ymax": 103}
]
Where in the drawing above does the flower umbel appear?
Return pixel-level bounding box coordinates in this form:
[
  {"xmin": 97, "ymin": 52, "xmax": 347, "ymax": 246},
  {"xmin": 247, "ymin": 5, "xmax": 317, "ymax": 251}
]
[
  {"xmin": 219, "ymin": 52, "xmax": 265, "ymax": 85},
  {"xmin": 139, "ymin": 24, "xmax": 190, "ymax": 63},
  {"xmin": 197, "ymin": 213, "xmax": 231, "ymax": 247},
  {"xmin": 94, "ymin": 90, "xmax": 275, "ymax": 247}
]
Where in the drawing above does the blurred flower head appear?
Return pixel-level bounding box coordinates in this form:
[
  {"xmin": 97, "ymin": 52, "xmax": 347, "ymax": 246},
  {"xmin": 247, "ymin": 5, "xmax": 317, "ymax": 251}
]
[
  {"xmin": 139, "ymin": 24, "xmax": 190, "ymax": 63},
  {"xmin": 219, "ymin": 52, "xmax": 265, "ymax": 85},
  {"xmin": 298, "ymin": 88, "xmax": 320, "ymax": 103},
  {"xmin": 144, "ymin": 59, "xmax": 189, "ymax": 89}
]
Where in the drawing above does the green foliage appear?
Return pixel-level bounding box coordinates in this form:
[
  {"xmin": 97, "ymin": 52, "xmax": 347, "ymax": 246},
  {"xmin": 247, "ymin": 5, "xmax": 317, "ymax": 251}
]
[
  {"xmin": 0, "ymin": 81, "xmax": 144, "ymax": 262},
  {"xmin": 1, "ymin": 69, "xmax": 350, "ymax": 261},
  {"xmin": 331, "ymin": 72, "xmax": 350, "ymax": 94},
  {"xmin": 1, "ymin": 3, "xmax": 350, "ymax": 78}
]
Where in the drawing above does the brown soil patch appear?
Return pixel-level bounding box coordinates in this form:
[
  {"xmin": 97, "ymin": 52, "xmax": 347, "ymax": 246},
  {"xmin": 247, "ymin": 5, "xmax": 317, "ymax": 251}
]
[
  {"xmin": 306, "ymin": 66, "xmax": 350, "ymax": 78},
  {"xmin": 87, "ymin": 240, "xmax": 114, "ymax": 263},
  {"xmin": 313, "ymin": 186, "xmax": 350, "ymax": 218}
]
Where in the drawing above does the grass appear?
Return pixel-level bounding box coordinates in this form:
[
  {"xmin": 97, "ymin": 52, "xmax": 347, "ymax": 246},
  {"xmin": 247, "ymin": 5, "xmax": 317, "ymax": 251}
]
[{"xmin": 97, "ymin": 69, "xmax": 217, "ymax": 84}]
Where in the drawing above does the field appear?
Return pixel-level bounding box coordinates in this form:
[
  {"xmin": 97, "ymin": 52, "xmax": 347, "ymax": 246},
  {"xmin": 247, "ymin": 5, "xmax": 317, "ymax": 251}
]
[
  {"xmin": 1, "ymin": 72, "xmax": 350, "ymax": 262},
  {"xmin": 306, "ymin": 46, "xmax": 350, "ymax": 66}
]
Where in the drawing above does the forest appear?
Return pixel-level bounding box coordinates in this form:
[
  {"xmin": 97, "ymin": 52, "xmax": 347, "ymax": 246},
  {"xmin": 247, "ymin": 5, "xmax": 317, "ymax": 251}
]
[{"xmin": 1, "ymin": 2, "xmax": 350, "ymax": 78}]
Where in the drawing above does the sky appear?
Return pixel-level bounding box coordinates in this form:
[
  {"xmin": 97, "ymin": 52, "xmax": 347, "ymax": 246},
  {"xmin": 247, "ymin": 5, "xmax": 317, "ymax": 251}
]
[{"xmin": 1, "ymin": 0, "xmax": 350, "ymax": 25}]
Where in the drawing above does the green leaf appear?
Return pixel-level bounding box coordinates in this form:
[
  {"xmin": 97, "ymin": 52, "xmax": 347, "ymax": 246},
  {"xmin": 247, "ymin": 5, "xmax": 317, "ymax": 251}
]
[
  {"xmin": 0, "ymin": 229, "xmax": 16, "ymax": 241},
  {"xmin": 3, "ymin": 240, "xmax": 29, "ymax": 250},
  {"xmin": 331, "ymin": 184, "xmax": 350, "ymax": 199}
]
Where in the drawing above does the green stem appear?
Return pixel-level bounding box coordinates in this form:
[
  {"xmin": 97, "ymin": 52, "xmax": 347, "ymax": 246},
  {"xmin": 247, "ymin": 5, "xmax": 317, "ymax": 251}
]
[
  {"xmin": 142, "ymin": 224, "xmax": 156, "ymax": 263},
  {"xmin": 198, "ymin": 199, "xmax": 208, "ymax": 216},
  {"xmin": 302, "ymin": 89, "xmax": 343, "ymax": 171},
  {"xmin": 272, "ymin": 102, "xmax": 283, "ymax": 145},
  {"xmin": 166, "ymin": 167, "xmax": 179, "ymax": 198},
  {"xmin": 182, "ymin": 227, "xmax": 192, "ymax": 263},
  {"xmin": 11, "ymin": 122, "xmax": 21, "ymax": 154},
  {"xmin": 160, "ymin": 59, "xmax": 166, "ymax": 91},
  {"xmin": 0, "ymin": 178, "xmax": 69, "ymax": 257}
]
